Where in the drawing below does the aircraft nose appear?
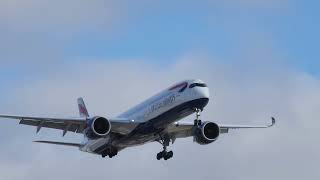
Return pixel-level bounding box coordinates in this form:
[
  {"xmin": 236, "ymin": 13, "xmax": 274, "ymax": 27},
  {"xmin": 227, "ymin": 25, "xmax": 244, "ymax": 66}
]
[
  {"xmin": 202, "ymin": 87, "xmax": 210, "ymax": 99},
  {"xmin": 192, "ymin": 87, "xmax": 210, "ymax": 110},
  {"xmin": 195, "ymin": 86, "xmax": 210, "ymax": 99}
]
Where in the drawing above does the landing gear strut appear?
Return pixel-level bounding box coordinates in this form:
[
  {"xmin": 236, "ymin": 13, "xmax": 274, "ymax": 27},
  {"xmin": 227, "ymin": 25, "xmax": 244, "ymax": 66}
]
[
  {"xmin": 156, "ymin": 134, "xmax": 173, "ymax": 160},
  {"xmin": 194, "ymin": 108, "xmax": 202, "ymax": 126}
]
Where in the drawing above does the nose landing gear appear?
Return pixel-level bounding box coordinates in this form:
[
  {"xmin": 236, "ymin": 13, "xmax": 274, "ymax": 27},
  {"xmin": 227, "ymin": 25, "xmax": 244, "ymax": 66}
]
[
  {"xmin": 155, "ymin": 108, "xmax": 203, "ymax": 161},
  {"xmin": 194, "ymin": 108, "xmax": 202, "ymax": 126}
]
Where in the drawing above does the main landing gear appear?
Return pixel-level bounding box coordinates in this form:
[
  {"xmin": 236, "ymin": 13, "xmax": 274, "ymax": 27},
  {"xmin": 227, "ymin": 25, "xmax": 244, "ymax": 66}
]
[
  {"xmin": 101, "ymin": 148, "xmax": 118, "ymax": 159},
  {"xmin": 156, "ymin": 135, "xmax": 173, "ymax": 160},
  {"xmin": 156, "ymin": 146, "xmax": 173, "ymax": 160}
]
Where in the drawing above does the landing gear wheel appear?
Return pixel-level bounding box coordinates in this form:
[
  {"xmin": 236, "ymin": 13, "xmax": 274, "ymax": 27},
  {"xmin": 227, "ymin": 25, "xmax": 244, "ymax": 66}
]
[
  {"xmin": 156, "ymin": 143, "xmax": 174, "ymax": 160},
  {"xmin": 156, "ymin": 150, "xmax": 173, "ymax": 160},
  {"xmin": 108, "ymin": 151, "xmax": 118, "ymax": 158},
  {"xmin": 161, "ymin": 151, "xmax": 173, "ymax": 160},
  {"xmin": 101, "ymin": 148, "xmax": 118, "ymax": 159},
  {"xmin": 168, "ymin": 151, "xmax": 173, "ymax": 158},
  {"xmin": 157, "ymin": 151, "xmax": 165, "ymax": 160}
]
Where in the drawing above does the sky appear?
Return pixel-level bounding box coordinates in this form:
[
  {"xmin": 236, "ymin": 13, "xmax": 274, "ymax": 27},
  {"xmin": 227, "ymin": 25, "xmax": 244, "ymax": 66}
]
[{"xmin": 0, "ymin": 0, "xmax": 320, "ymax": 179}]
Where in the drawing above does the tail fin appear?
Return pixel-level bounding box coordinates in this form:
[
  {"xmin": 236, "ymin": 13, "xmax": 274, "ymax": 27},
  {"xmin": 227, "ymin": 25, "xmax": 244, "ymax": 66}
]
[{"xmin": 77, "ymin": 97, "xmax": 89, "ymax": 118}]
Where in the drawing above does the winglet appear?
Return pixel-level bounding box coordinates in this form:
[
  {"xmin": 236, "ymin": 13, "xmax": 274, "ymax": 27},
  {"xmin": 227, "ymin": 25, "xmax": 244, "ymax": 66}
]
[
  {"xmin": 77, "ymin": 97, "xmax": 89, "ymax": 118},
  {"xmin": 269, "ymin": 117, "xmax": 276, "ymax": 127}
]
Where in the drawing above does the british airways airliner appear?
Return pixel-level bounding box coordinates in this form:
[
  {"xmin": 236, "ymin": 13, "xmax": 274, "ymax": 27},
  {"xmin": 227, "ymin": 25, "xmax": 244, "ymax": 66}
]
[{"xmin": 0, "ymin": 80, "xmax": 275, "ymax": 160}]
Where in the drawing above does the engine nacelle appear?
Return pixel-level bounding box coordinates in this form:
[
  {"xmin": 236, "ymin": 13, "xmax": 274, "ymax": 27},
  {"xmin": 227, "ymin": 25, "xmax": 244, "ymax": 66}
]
[
  {"xmin": 85, "ymin": 116, "xmax": 111, "ymax": 139},
  {"xmin": 194, "ymin": 122, "xmax": 220, "ymax": 145}
]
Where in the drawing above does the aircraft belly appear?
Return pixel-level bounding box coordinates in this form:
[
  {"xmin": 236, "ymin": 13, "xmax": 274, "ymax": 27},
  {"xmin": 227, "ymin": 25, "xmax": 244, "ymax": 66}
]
[{"xmin": 116, "ymin": 135, "xmax": 158, "ymax": 148}]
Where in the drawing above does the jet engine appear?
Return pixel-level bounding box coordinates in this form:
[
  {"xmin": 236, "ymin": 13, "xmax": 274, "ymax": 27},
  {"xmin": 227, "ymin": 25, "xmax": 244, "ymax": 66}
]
[
  {"xmin": 194, "ymin": 122, "xmax": 220, "ymax": 145},
  {"xmin": 85, "ymin": 116, "xmax": 111, "ymax": 139}
]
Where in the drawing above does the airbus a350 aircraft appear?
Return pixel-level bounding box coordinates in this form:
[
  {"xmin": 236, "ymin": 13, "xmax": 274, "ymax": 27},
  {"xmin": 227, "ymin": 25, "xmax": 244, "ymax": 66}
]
[{"xmin": 0, "ymin": 80, "xmax": 275, "ymax": 160}]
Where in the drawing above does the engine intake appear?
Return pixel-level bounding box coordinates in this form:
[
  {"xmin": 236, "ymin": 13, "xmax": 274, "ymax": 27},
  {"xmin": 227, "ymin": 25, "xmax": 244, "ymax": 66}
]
[
  {"xmin": 85, "ymin": 117, "xmax": 111, "ymax": 139},
  {"xmin": 194, "ymin": 122, "xmax": 220, "ymax": 145}
]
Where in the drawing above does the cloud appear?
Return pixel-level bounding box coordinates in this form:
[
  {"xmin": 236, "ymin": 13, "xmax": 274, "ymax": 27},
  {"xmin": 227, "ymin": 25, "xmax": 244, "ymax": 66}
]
[
  {"xmin": 0, "ymin": 53, "xmax": 319, "ymax": 179},
  {"xmin": 0, "ymin": 1, "xmax": 316, "ymax": 179},
  {"xmin": 0, "ymin": 0, "xmax": 291, "ymax": 67},
  {"xmin": 0, "ymin": 0, "xmax": 122, "ymax": 32}
]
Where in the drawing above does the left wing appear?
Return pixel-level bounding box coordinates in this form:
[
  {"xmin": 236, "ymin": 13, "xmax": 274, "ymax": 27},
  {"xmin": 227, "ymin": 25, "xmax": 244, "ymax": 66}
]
[
  {"xmin": 166, "ymin": 117, "xmax": 276, "ymax": 140},
  {"xmin": 218, "ymin": 117, "xmax": 276, "ymax": 133}
]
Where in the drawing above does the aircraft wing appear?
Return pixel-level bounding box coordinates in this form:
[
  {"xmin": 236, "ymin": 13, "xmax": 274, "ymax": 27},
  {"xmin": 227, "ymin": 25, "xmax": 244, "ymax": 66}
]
[
  {"xmin": 33, "ymin": 140, "xmax": 82, "ymax": 147},
  {"xmin": 165, "ymin": 117, "xmax": 276, "ymax": 140},
  {"xmin": 0, "ymin": 114, "xmax": 138, "ymax": 136},
  {"xmin": 218, "ymin": 117, "xmax": 275, "ymax": 133}
]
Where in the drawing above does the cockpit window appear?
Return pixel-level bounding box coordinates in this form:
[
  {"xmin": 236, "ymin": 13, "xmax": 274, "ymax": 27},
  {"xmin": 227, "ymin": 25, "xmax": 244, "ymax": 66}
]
[
  {"xmin": 179, "ymin": 83, "xmax": 188, "ymax": 92},
  {"xmin": 169, "ymin": 82, "xmax": 188, "ymax": 93},
  {"xmin": 189, "ymin": 83, "xmax": 207, "ymax": 88}
]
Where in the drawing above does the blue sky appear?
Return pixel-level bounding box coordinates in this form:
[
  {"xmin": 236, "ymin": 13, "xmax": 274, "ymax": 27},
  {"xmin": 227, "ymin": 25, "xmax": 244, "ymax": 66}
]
[
  {"xmin": 61, "ymin": 1, "xmax": 319, "ymax": 72},
  {"xmin": 0, "ymin": 0, "xmax": 318, "ymax": 96},
  {"xmin": 2, "ymin": 0, "xmax": 319, "ymax": 74}
]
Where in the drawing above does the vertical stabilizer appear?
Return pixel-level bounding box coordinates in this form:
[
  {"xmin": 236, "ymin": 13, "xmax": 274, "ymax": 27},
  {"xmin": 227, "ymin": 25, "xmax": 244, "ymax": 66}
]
[{"xmin": 77, "ymin": 98, "xmax": 89, "ymax": 118}]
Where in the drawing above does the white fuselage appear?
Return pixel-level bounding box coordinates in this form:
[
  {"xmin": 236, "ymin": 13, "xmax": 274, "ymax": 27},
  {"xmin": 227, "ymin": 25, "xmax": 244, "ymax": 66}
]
[
  {"xmin": 119, "ymin": 80, "xmax": 209, "ymax": 122},
  {"xmin": 81, "ymin": 79, "xmax": 210, "ymax": 153}
]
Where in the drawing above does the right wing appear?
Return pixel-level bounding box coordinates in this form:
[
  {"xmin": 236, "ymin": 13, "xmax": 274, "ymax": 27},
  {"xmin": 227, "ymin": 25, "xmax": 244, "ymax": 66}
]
[
  {"xmin": 0, "ymin": 114, "xmax": 139, "ymax": 136},
  {"xmin": 0, "ymin": 98, "xmax": 139, "ymax": 136},
  {"xmin": 0, "ymin": 114, "xmax": 87, "ymax": 135}
]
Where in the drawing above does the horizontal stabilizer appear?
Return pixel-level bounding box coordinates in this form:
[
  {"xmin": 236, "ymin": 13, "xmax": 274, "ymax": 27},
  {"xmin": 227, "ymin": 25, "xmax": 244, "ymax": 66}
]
[{"xmin": 34, "ymin": 141, "xmax": 82, "ymax": 147}]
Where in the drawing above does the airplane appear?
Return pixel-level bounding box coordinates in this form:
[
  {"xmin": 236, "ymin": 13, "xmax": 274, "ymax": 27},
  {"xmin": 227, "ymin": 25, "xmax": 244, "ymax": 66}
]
[{"xmin": 0, "ymin": 79, "xmax": 275, "ymax": 160}]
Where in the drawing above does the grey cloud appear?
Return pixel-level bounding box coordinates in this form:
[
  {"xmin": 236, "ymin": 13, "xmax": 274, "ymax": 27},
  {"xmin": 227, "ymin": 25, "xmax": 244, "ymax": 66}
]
[
  {"xmin": 0, "ymin": 55, "xmax": 319, "ymax": 179},
  {"xmin": 0, "ymin": 0, "xmax": 124, "ymax": 66},
  {"xmin": 0, "ymin": 0, "xmax": 122, "ymax": 32}
]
